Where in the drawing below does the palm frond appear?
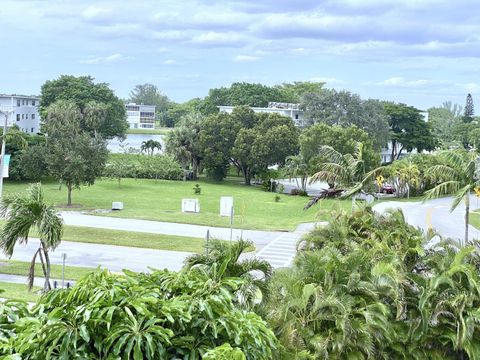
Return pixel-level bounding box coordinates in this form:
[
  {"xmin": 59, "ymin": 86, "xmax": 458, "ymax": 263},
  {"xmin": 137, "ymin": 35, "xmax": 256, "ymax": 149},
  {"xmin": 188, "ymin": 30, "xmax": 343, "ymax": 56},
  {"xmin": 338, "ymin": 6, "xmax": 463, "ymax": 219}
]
[{"xmin": 423, "ymin": 181, "xmax": 462, "ymax": 202}]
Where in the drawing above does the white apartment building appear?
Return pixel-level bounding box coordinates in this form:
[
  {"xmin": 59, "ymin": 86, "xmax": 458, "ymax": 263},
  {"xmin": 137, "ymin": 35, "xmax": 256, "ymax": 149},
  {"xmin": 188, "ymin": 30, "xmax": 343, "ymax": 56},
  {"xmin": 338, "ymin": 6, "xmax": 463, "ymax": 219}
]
[
  {"xmin": 0, "ymin": 94, "xmax": 41, "ymax": 134},
  {"xmin": 125, "ymin": 103, "xmax": 156, "ymax": 129},
  {"xmin": 218, "ymin": 102, "xmax": 304, "ymax": 126}
]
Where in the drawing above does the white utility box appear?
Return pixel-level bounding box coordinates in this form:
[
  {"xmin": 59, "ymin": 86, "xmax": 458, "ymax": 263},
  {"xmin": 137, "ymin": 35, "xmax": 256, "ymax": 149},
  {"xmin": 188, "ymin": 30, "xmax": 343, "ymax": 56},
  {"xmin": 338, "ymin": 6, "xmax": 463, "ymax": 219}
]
[
  {"xmin": 112, "ymin": 202, "xmax": 124, "ymax": 210},
  {"xmin": 182, "ymin": 199, "xmax": 200, "ymax": 213}
]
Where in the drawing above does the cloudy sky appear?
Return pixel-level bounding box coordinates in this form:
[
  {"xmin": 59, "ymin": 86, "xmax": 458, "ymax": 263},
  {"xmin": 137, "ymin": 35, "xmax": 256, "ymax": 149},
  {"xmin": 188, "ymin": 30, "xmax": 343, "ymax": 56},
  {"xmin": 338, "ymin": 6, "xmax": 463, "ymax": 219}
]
[{"xmin": 1, "ymin": 0, "xmax": 479, "ymax": 110}]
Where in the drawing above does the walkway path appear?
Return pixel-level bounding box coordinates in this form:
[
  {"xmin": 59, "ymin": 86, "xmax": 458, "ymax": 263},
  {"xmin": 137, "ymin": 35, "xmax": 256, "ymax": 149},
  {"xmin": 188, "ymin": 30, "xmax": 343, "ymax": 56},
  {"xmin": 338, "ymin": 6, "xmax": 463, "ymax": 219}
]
[
  {"xmin": 0, "ymin": 273, "xmax": 74, "ymax": 288},
  {"xmin": 256, "ymin": 222, "xmax": 326, "ymax": 268},
  {"xmin": 61, "ymin": 212, "xmax": 280, "ymax": 248}
]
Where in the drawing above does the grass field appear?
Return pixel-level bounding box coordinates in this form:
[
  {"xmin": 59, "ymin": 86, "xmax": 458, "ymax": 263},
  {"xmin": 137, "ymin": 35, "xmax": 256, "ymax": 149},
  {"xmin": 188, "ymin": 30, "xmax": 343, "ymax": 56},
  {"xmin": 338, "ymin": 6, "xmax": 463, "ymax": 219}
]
[
  {"xmin": 0, "ymin": 282, "xmax": 41, "ymax": 302},
  {"xmin": 0, "ymin": 260, "xmax": 97, "ymax": 281},
  {"xmin": 4, "ymin": 178, "xmax": 350, "ymax": 231},
  {"xmin": 126, "ymin": 128, "xmax": 172, "ymax": 135}
]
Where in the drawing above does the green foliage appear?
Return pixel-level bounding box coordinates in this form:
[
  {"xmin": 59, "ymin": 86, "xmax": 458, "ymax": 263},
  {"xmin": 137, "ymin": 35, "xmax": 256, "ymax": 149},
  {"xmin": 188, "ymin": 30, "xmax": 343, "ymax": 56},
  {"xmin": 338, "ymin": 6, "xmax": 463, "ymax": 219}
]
[
  {"xmin": 193, "ymin": 184, "xmax": 201, "ymax": 194},
  {"xmin": 385, "ymin": 103, "xmax": 438, "ymax": 160},
  {"xmin": 105, "ymin": 154, "xmax": 183, "ymax": 181},
  {"xmin": 1, "ymin": 269, "xmax": 277, "ymax": 359},
  {"xmin": 0, "ymin": 184, "xmax": 63, "ymax": 292},
  {"xmin": 140, "ymin": 139, "xmax": 162, "ymax": 156},
  {"xmin": 165, "ymin": 113, "xmax": 203, "ymax": 179},
  {"xmin": 43, "ymin": 100, "xmax": 109, "ymax": 205},
  {"xmin": 300, "ymin": 123, "xmax": 380, "ymax": 172},
  {"xmin": 201, "ymin": 82, "xmax": 294, "ymax": 115},
  {"xmin": 266, "ymin": 207, "xmax": 480, "ymax": 359},
  {"xmin": 185, "ymin": 239, "xmax": 272, "ymax": 309},
  {"xmin": 203, "ymin": 343, "xmax": 246, "ymax": 360},
  {"xmin": 40, "ymin": 75, "xmax": 128, "ymax": 138},
  {"xmin": 129, "ymin": 83, "xmax": 171, "ymax": 121},
  {"xmin": 301, "ymin": 90, "xmax": 390, "ymax": 148},
  {"xmin": 200, "ymin": 106, "xmax": 299, "ymax": 184}
]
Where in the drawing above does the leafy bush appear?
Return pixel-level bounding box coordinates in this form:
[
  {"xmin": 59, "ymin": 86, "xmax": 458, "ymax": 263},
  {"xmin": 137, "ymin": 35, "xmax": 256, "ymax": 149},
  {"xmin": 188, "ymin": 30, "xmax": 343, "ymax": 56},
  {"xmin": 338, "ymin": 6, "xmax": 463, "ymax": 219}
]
[
  {"xmin": 266, "ymin": 207, "xmax": 480, "ymax": 359},
  {"xmin": 193, "ymin": 183, "xmax": 201, "ymax": 194},
  {"xmin": 1, "ymin": 269, "xmax": 277, "ymax": 359},
  {"xmin": 104, "ymin": 153, "xmax": 183, "ymax": 181},
  {"xmin": 289, "ymin": 188, "xmax": 308, "ymax": 196}
]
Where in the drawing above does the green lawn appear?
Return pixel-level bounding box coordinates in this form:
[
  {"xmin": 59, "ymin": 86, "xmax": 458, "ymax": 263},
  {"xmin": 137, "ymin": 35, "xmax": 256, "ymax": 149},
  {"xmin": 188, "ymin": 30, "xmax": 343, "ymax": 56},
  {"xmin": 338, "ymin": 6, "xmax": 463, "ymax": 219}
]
[
  {"xmin": 0, "ymin": 219, "xmax": 209, "ymax": 253},
  {"xmin": 0, "ymin": 260, "xmax": 97, "ymax": 281},
  {"xmin": 126, "ymin": 128, "xmax": 172, "ymax": 135},
  {"xmin": 4, "ymin": 178, "xmax": 350, "ymax": 231},
  {"xmin": 470, "ymin": 212, "xmax": 480, "ymax": 230},
  {"xmin": 0, "ymin": 282, "xmax": 41, "ymax": 302}
]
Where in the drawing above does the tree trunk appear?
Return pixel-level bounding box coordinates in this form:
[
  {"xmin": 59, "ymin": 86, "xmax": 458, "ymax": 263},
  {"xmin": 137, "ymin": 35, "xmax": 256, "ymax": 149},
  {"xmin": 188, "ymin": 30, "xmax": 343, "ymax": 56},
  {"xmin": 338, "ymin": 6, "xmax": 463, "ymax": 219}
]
[
  {"xmin": 40, "ymin": 242, "xmax": 51, "ymax": 292},
  {"xmin": 192, "ymin": 157, "xmax": 199, "ymax": 180},
  {"xmin": 464, "ymin": 191, "xmax": 470, "ymax": 247},
  {"xmin": 244, "ymin": 167, "xmax": 251, "ymax": 186},
  {"xmin": 390, "ymin": 140, "xmax": 396, "ymax": 162},
  {"xmin": 301, "ymin": 176, "xmax": 307, "ymax": 192},
  {"xmin": 67, "ymin": 183, "xmax": 72, "ymax": 206}
]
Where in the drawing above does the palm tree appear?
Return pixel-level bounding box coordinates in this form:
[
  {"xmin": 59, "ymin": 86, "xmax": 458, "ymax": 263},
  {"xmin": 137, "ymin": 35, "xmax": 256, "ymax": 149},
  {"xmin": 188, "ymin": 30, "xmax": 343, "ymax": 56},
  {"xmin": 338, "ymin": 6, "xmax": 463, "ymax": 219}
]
[
  {"xmin": 394, "ymin": 159, "xmax": 421, "ymax": 198},
  {"xmin": 140, "ymin": 140, "xmax": 162, "ymax": 156},
  {"xmin": 310, "ymin": 143, "xmax": 365, "ymax": 189},
  {"xmin": 284, "ymin": 155, "xmax": 308, "ymax": 192},
  {"xmin": 424, "ymin": 150, "xmax": 479, "ymax": 246},
  {"xmin": 0, "ymin": 183, "xmax": 63, "ymax": 291},
  {"xmin": 184, "ymin": 239, "xmax": 272, "ymax": 308}
]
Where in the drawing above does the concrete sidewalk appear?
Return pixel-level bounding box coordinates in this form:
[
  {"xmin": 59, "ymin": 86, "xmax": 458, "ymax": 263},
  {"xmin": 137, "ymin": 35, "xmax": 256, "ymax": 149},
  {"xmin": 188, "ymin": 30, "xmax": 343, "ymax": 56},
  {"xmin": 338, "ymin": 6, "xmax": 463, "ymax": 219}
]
[{"xmin": 61, "ymin": 212, "xmax": 281, "ymax": 248}]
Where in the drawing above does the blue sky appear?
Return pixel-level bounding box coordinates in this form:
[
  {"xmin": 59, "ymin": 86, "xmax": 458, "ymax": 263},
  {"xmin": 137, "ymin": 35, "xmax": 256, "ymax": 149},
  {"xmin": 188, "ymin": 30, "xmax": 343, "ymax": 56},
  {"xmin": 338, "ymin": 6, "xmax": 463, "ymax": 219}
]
[{"xmin": 1, "ymin": 0, "xmax": 479, "ymax": 110}]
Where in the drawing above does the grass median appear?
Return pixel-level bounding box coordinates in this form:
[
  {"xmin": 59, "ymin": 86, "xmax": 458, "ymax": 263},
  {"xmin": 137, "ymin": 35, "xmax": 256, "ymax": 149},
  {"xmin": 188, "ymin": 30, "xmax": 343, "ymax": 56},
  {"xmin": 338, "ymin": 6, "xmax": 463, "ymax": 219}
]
[{"xmin": 4, "ymin": 178, "xmax": 350, "ymax": 231}]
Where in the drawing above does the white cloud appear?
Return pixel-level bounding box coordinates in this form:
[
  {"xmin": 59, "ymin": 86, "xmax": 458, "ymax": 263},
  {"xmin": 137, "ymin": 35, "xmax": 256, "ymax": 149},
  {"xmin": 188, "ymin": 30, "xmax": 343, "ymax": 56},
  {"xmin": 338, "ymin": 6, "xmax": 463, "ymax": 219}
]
[
  {"xmin": 310, "ymin": 77, "xmax": 346, "ymax": 85},
  {"xmin": 190, "ymin": 32, "xmax": 247, "ymax": 47},
  {"xmin": 233, "ymin": 55, "xmax": 259, "ymax": 62},
  {"xmin": 162, "ymin": 59, "xmax": 177, "ymax": 65},
  {"xmin": 81, "ymin": 5, "xmax": 112, "ymax": 22},
  {"xmin": 80, "ymin": 53, "xmax": 126, "ymax": 65},
  {"xmin": 376, "ymin": 77, "xmax": 431, "ymax": 88}
]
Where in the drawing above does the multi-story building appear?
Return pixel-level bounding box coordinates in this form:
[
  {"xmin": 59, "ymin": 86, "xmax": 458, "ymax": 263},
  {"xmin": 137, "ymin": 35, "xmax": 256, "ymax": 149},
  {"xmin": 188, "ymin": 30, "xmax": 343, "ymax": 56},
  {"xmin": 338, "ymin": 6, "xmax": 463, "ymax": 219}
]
[
  {"xmin": 218, "ymin": 102, "xmax": 304, "ymax": 126},
  {"xmin": 125, "ymin": 103, "xmax": 156, "ymax": 129},
  {"xmin": 0, "ymin": 94, "xmax": 41, "ymax": 134}
]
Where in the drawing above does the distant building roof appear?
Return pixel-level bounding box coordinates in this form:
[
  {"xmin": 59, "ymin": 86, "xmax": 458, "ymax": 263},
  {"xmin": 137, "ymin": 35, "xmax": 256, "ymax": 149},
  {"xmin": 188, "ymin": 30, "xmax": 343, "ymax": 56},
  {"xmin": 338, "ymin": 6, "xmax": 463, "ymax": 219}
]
[{"xmin": 0, "ymin": 94, "xmax": 39, "ymax": 99}]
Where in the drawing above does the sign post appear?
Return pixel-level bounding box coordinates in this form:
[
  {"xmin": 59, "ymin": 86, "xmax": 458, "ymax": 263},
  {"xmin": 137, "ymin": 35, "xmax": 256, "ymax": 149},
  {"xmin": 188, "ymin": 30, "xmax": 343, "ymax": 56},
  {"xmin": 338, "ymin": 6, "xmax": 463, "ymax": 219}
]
[
  {"xmin": 230, "ymin": 206, "xmax": 234, "ymax": 241},
  {"xmin": 61, "ymin": 253, "xmax": 67, "ymax": 288}
]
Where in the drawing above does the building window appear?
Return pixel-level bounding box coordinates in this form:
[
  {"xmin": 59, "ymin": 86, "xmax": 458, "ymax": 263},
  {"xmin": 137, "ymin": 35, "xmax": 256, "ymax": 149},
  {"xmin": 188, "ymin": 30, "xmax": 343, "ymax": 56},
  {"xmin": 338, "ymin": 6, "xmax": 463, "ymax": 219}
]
[
  {"xmin": 22, "ymin": 100, "xmax": 25, "ymax": 105},
  {"xmin": 22, "ymin": 114, "xmax": 24, "ymax": 120},
  {"xmin": 31, "ymin": 128, "xmax": 34, "ymax": 133},
  {"xmin": 32, "ymin": 114, "xmax": 35, "ymax": 119},
  {"xmin": 16, "ymin": 114, "xmax": 20, "ymax": 121},
  {"xmin": 17, "ymin": 100, "xmax": 20, "ymax": 107},
  {"xmin": 26, "ymin": 114, "xmax": 29, "ymax": 120},
  {"xmin": 32, "ymin": 100, "xmax": 35, "ymax": 106},
  {"xmin": 295, "ymin": 114, "xmax": 299, "ymax": 119}
]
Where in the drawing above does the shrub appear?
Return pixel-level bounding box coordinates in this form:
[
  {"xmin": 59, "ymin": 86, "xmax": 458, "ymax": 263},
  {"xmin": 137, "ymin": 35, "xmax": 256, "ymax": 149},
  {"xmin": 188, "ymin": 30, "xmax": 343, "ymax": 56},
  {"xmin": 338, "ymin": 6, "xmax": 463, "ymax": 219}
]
[
  {"xmin": 289, "ymin": 188, "xmax": 308, "ymax": 196},
  {"xmin": 193, "ymin": 183, "xmax": 201, "ymax": 194},
  {"xmin": 104, "ymin": 153, "xmax": 183, "ymax": 181},
  {"xmin": 274, "ymin": 195, "xmax": 281, "ymax": 202}
]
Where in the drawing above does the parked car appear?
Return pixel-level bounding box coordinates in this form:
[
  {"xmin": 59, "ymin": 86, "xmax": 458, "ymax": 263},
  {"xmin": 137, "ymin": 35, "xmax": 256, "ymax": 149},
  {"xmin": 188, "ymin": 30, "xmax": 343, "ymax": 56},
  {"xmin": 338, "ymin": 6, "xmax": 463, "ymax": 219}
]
[{"xmin": 380, "ymin": 184, "xmax": 395, "ymax": 194}]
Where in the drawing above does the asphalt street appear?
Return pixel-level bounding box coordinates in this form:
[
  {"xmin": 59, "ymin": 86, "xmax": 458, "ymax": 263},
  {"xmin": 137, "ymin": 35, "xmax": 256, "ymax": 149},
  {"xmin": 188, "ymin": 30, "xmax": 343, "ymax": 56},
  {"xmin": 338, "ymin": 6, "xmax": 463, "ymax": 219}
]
[{"xmin": 373, "ymin": 195, "xmax": 480, "ymax": 241}]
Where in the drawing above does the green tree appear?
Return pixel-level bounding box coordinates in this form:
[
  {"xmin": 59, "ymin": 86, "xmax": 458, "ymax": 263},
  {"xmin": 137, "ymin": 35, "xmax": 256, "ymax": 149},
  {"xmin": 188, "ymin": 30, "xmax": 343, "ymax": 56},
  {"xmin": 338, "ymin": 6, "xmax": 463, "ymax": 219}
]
[
  {"xmin": 385, "ymin": 103, "xmax": 438, "ymax": 161},
  {"xmin": 300, "ymin": 90, "xmax": 390, "ymax": 147},
  {"xmin": 424, "ymin": 150, "xmax": 479, "ymax": 246},
  {"xmin": 129, "ymin": 83, "xmax": 171, "ymax": 126},
  {"xmin": 40, "ymin": 75, "xmax": 128, "ymax": 138},
  {"xmin": 464, "ymin": 93, "xmax": 474, "ymax": 123},
  {"xmin": 300, "ymin": 123, "xmax": 380, "ymax": 172},
  {"xmin": 274, "ymin": 81, "xmax": 325, "ymax": 103},
  {"xmin": 284, "ymin": 155, "xmax": 309, "ymax": 192},
  {"xmin": 201, "ymin": 82, "xmax": 293, "ymax": 115},
  {"xmin": 165, "ymin": 113, "xmax": 203, "ymax": 179},
  {"xmin": 3, "ymin": 269, "xmax": 277, "ymax": 359},
  {"xmin": 140, "ymin": 139, "xmax": 162, "ymax": 156},
  {"xmin": 185, "ymin": 239, "xmax": 272, "ymax": 308},
  {"xmin": 309, "ymin": 143, "xmax": 365, "ymax": 190},
  {"xmin": 43, "ymin": 100, "xmax": 108, "ymax": 206},
  {"xmin": 0, "ymin": 184, "xmax": 63, "ymax": 292}
]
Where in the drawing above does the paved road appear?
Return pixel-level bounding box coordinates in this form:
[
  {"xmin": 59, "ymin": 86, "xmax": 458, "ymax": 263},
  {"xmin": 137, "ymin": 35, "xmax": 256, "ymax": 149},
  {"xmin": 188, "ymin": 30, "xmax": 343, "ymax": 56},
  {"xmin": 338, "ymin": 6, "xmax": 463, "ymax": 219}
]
[
  {"xmin": 0, "ymin": 238, "xmax": 192, "ymax": 273},
  {"xmin": 373, "ymin": 195, "xmax": 480, "ymax": 241},
  {"xmin": 61, "ymin": 212, "xmax": 280, "ymax": 248}
]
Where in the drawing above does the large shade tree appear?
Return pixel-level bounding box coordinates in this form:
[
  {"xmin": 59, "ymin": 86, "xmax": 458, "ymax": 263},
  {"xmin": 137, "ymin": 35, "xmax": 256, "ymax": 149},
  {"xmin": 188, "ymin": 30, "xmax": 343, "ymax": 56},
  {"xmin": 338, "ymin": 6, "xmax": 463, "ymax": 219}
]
[
  {"xmin": 40, "ymin": 75, "xmax": 128, "ymax": 138},
  {"xmin": 0, "ymin": 184, "xmax": 63, "ymax": 292},
  {"xmin": 43, "ymin": 100, "xmax": 109, "ymax": 206},
  {"xmin": 424, "ymin": 150, "xmax": 479, "ymax": 246}
]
